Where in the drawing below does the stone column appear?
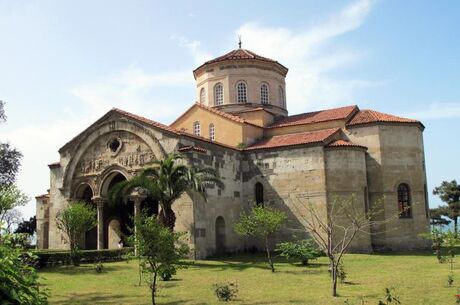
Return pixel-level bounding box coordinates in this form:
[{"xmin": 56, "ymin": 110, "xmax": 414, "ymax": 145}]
[
  {"xmin": 129, "ymin": 191, "xmax": 147, "ymax": 256},
  {"xmin": 92, "ymin": 197, "xmax": 106, "ymax": 250}
]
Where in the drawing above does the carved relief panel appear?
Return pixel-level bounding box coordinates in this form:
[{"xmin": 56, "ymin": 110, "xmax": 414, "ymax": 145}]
[{"xmin": 74, "ymin": 131, "xmax": 156, "ymax": 178}]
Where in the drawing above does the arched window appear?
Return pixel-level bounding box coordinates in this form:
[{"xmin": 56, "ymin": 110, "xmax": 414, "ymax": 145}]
[
  {"xmin": 214, "ymin": 83, "xmax": 224, "ymax": 105},
  {"xmin": 397, "ymin": 183, "xmax": 411, "ymax": 218},
  {"xmin": 193, "ymin": 121, "xmax": 201, "ymax": 136},
  {"xmin": 261, "ymin": 83, "xmax": 269, "ymax": 104},
  {"xmin": 200, "ymin": 88, "xmax": 206, "ymax": 104},
  {"xmin": 278, "ymin": 86, "xmax": 285, "ymax": 108},
  {"xmin": 209, "ymin": 123, "xmax": 215, "ymax": 141},
  {"xmin": 255, "ymin": 182, "xmax": 264, "ymax": 205},
  {"xmin": 237, "ymin": 81, "xmax": 247, "ymax": 103}
]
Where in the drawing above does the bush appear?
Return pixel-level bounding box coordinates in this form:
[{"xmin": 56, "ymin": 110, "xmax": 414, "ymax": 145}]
[
  {"xmin": 33, "ymin": 247, "xmax": 133, "ymax": 268},
  {"xmin": 276, "ymin": 239, "xmax": 322, "ymax": 266},
  {"xmin": 158, "ymin": 264, "xmax": 177, "ymax": 281},
  {"xmin": 94, "ymin": 261, "xmax": 104, "ymax": 273},
  {"xmin": 0, "ymin": 233, "xmax": 48, "ymax": 305},
  {"xmin": 213, "ymin": 281, "xmax": 238, "ymax": 302}
]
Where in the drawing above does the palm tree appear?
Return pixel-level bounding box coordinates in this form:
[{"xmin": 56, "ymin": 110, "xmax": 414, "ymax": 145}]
[{"xmin": 109, "ymin": 153, "xmax": 224, "ymax": 230}]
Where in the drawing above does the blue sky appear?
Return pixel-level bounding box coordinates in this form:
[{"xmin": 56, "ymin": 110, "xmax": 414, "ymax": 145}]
[{"xmin": 1, "ymin": 0, "xmax": 459, "ymax": 219}]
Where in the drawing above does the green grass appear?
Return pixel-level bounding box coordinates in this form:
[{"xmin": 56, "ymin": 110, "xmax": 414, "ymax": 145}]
[{"xmin": 39, "ymin": 252, "xmax": 459, "ymax": 305}]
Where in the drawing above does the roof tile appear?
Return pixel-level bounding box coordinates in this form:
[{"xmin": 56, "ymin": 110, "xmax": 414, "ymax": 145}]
[
  {"xmin": 269, "ymin": 105, "xmax": 358, "ymax": 128},
  {"xmin": 246, "ymin": 128, "xmax": 340, "ymax": 151},
  {"xmin": 327, "ymin": 139, "xmax": 367, "ymax": 149},
  {"xmin": 347, "ymin": 110, "xmax": 419, "ymax": 126}
]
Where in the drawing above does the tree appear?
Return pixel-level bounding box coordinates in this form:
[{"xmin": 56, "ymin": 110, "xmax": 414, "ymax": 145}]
[
  {"xmin": 429, "ymin": 206, "xmax": 451, "ymax": 227},
  {"xmin": 0, "ymin": 101, "xmax": 23, "ymax": 186},
  {"xmin": 109, "ymin": 153, "xmax": 223, "ymax": 230},
  {"xmin": 56, "ymin": 201, "xmax": 97, "ymax": 266},
  {"xmin": 433, "ymin": 180, "xmax": 460, "ymax": 234},
  {"xmin": 419, "ymin": 228, "xmax": 445, "ymax": 263},
  {"xmin": 293, "ymin": 195, "xmax": 393, "ymax": 297},
  {"xmin": 3, "ymin": 208, "xmax": 22, "ymax": 233},
  {"xmin": 0, "ymin": 230, "xmax": 48, "ymax": 304},
  {"xmin": 133, "ymin": 215, "xmax": 189, "ymax": 305},
  {"xmin": 0, "ymin": 184, "xmax": 28, "ymax": 233},
  {"xmin": 234, "ymin": 205, "xmax": 286, "ymax": 272},
  {"xmin": 15, "ymin": 216, "xmax": 37, "ymax": 236},
  {"xmin": 276, "ymin": 238, "xmax": 322, "ymax": 266}
]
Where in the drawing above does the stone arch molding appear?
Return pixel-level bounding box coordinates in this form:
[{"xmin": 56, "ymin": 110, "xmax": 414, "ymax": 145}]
[{"xmin": 62, "ymin": 118, "xmax": 169, "ymax": 198}]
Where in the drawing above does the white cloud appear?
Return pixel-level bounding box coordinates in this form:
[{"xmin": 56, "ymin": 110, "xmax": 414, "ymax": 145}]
[
  {"xmin": 402, "ymin": 103, "xmax": 460, "ymax": 120},
  {"xmin": 236, "ymin": 0, "xmax": 378, "ymax": 113},
  {"xmin": 170, "ymin": 35, "xmax": 213, "ymax": 65}
]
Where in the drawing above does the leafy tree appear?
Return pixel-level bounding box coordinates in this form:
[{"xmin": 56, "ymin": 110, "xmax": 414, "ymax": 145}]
[
  {"xmin": 433, "ymin": 180, "xmax": 460, "ymax": 234},
  {"xmin": 15, "ymin": 216, "xmax": 37, "ymax": 235},
  {"xmin": 56, "ymin": 201, "xmax": 97, "ymax": 266},
  {"xmin": 442, "ymin": 231, "xmax": 459, "ymax": 271},
  {"xmin": 419, "ymin": 228, "xmax": 445, "ymax": 263},
  {"xmin": 429, "ymin": 206, "xmax": 451, "ymax": 226},
  {"xmin": 276, "ymin": 238, "xmax": 322, "ymax": 266},
  {"xmin": 109, "ymin": 153, "xmax": 223, "ymax": 230},
  {"xmin": 0, "ymin": 184, "xmax": 28, "ymax": 232},
  {"xmin": 234, "ymin": 205, "xmax": 286, "ymax": 272},
  {"xmin": 133, "ymin": 215, "xmax": 189, "ymax": 305},
  {"xmin": 3, "ymin": 208, "xmax": 22, "ymax": 233},
  {"xmin": 0, "ymin": 229, "xmax": 48, "ymax": 304},
  {"xmin": 0, "ymin": 101, "xmax": 23, "ymax": 186}
]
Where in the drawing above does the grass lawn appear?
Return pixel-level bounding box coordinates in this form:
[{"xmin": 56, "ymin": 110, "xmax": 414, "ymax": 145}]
[{"xmin": 39, "ymin": 252, "xmax": 458, "ymax": 305}]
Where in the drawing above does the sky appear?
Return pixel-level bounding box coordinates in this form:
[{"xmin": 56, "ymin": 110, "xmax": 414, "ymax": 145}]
[{"xmin": 0, "ymin": 0, "xmax": 459, "ymax": 219}]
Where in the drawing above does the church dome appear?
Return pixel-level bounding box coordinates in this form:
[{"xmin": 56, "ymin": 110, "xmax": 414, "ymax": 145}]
[{"xmin": 193, "ymin": 47, "xmax": 289, "ymax": 117}]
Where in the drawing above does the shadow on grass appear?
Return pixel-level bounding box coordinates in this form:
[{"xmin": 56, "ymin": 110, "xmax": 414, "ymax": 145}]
[
  {"xmin": 54, "ymin": 292, "xmax": 191, "ymax": 305},
  {"xmin": 39, "ymin": 264, "xmax": 127, "ymax": 275}
]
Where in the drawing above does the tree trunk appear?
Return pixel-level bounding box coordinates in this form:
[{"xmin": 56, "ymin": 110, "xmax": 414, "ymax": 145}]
[
  {"xmin": 331, "ymin": 263, "xmax": 338, "ymax": 297},
  {"xmin": 455, "ymin": 217, "xmax": 458, "ymax": 237},
  {"xmin": 265, "ymin": 235, "xmax": 275, "ymax": 272},
  {"xmin": 159, "ymin": 207, "xmax": 176, "ymax": 231},
  {"xmin": 151, "ymin": 273, "xmax": 157, "ymax": 305}
]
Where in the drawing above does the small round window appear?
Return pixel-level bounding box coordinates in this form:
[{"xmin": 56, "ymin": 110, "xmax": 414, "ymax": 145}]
[{"xmin": 109, "ymin": 138, "xmax": 121, "ymax": 152}]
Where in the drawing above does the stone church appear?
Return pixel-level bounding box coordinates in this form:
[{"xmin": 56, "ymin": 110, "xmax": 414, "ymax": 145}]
[{"xmin": 36, "ymin": 47, "xmax": 430, "ymax": 258}]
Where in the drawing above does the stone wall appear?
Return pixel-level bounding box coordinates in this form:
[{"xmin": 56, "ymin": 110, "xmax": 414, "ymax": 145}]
[{"xmin": 346, "ymin": 124, "xmax": 430, "ymax": 250}]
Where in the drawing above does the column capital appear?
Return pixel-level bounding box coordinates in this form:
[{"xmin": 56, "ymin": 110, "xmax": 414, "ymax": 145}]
[
  {"xmin": 92, "ymin": 196, "xmax": 107, "ymax": 206},
  {"xmin": 128, "ymin": 190, "xmax": 148, "ymax": 204}
]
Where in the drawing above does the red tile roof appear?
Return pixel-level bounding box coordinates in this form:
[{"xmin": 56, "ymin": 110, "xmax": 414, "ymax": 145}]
[
  {"xmin": 178, "ymin": 145, "xmax": 207, "ymax": 153},
  {"xmin": 347, "ymin": 110, "xmax": 420, "ymax": 126},
  {"xmin": 170, "ymin": 103, "xmax": 264, "ymax": 128},
  {"xmin": 327, "ymin": 140, "xmax": 367, "ymax": 150},
  {"xmin": 35, "ymin": 193, "xmax": 50, "ymax": 199},
  {"xmin": 113, "ymin": 108, "xmax": 179, "ymax": 134},
  {"xmin": 193, "ymin": 48, "xmax": 288, "ymax": 75},
  {"xmin": 246, "ymin": 128, "xmax": 340, "ymax": 151},
  {"xmin": 269, "ymin": 105, "xmax": 358, "ymax": 128}
]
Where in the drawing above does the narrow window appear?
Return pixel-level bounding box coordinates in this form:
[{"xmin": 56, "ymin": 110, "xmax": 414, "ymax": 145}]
[
  {"xmin": 255, "ymin": 182, "xmax": 264, "ymax": 205},
  {"xmin": 209, "ymin": 123, "xmax": 215, "ymax": 141},
  {"xmin": 214, "ymin": 83, "xmax": 224, "ymax": 106},
  {"xmin": 237, "ymin": 82, "xmax": 247, "ymax": 103},
  {"xmin": 278, "ymin": 86, "xmax": 285, "ymax": 107},
  {"xmin": 261, "ymin": 83, "xmax": 269, "ymax": 104},
  {"xmin": 397, "ymin": 183, "xmax": 411, "ymax": 218},
  {"xmin": 200, "ymin": 88, "xmax": 206, "ymax": 104},
  {"xmin": 193, "ymin": 121, "xmax": 201, "ymax": 136}
]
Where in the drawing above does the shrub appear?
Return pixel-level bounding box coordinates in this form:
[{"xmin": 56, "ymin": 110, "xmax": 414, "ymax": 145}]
[
  {"xmin": 158, "ymin": 264, "xmax": 177, "ymax": 281},
  {"xmin": 0, "ymin": 233, "xmax": 48, "ymax": 305},
  {"xmin": 276, "ymin": 238, "xmax": 322, "ymax": 266},
  {"xmin": 213, "ymin": 281, "xmax": 238, "ymax": 302},
  {"xmin": 448, "ymin": 273, "xmax": 455, "ymax": 287},
  {"xmin": 33, "ymin": 247, "xmax": 133, "ymax": 268},
  {"xmin": 94, "ymin": 261, "xmax": 104, "ymax": 273},
  {"xmin": 378, "ymin": 287, "xmax": 401, "ymax": 305}
]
